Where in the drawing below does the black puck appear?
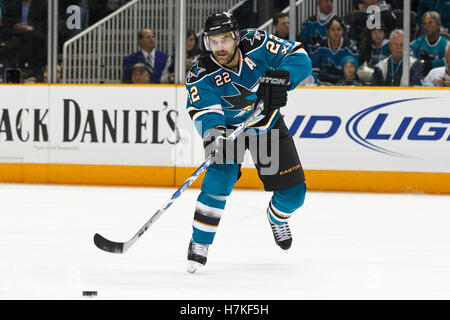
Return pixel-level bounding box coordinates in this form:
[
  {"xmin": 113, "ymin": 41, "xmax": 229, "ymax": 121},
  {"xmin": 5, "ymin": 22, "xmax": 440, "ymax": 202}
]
[{"xmin": 82, "ymin": 291, "xmax": 97, "ymax": 297}]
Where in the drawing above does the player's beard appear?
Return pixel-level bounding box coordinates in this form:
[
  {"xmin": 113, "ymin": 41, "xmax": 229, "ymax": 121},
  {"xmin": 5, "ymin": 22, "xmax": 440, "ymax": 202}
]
[
  {"xmin": 213, "ymin": 50, "xmax": 231, "ymax": 64},
  {"xmin": 213, "ymin": 47, "xmax": 237, "ymax": 66}
]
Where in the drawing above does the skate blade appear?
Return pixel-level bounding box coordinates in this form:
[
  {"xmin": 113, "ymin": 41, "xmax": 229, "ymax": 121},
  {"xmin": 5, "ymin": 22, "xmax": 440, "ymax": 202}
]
[{"xmin": 187, "ymin": 261, "xmax": 203, "ymax": 273}]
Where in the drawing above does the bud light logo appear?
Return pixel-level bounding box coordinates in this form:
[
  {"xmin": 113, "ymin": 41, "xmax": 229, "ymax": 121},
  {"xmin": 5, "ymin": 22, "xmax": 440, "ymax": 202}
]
[{"xmin": 288, "ymin": 97, "xmax": 450, "ymax": 159}]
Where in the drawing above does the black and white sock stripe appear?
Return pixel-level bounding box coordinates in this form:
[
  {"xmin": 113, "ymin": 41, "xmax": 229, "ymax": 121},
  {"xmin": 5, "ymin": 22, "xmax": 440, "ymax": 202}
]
[{"xmin": 267, "ymin": 201, "xmax": 291, "ymax": 225}]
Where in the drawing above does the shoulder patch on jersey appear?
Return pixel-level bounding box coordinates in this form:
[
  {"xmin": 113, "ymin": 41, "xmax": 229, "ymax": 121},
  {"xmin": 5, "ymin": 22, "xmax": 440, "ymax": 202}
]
[
  {"xmin": 239, "ymin": 29, "xmax": 266, "ymax": 53},
  {"xmin": 186, "ymin": 55, "xmax": 220, "ymax": 84}
]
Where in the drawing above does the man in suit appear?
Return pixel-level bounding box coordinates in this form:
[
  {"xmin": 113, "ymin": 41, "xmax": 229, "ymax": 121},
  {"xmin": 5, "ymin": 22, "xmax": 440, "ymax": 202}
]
[{"xmin": 122, "ymin": 28, "xmax": 171, "ymax": 84}]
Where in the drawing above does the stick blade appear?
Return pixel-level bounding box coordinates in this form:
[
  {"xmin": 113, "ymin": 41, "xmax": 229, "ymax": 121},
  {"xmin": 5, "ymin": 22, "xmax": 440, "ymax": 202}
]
[{"xmin": 93, "ymin": 233, "xmax": 125, "ymax": 254}]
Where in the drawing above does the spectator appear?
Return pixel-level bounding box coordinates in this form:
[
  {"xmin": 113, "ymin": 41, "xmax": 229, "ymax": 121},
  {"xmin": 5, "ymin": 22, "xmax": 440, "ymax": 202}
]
[
  {"xmin": 410, "ymin": 11, "xmax": 448, "ymax": 76},
  {"xmin": 185, "ymin": 28, "xmax": 202, "ymax": 66},
  {"xmin": 130, "ymin": 63, "xmax": 150, "ymax": 84},
  {"xmin": 371, "ymin": 29, "xmax": 423, "ymax": 86},
  {"xmin": 417, "ymin": 0, "xmax": 450, "ymax": 32},
  {"xmin": 273, "ymin": 12, "xmax": 290, "ymax": 40},
  {"xmin": 422, "ymin": 43, "xmax": 450, "ymax": 86},
  {"xmin": 359, "ymin": 24, "xmax": 391, "ymax": 67},
  {"xmin": 336, "ymin": 56, "xmax": 365, "ymax": 85},
  {"xmin": 2, "ymin": 0, "xmax": 47, "ymax": 78},
  {"xmin": 122, "ymin": 28, "xmax": 171, "ymax": 84},
  {"xmin": 357, "ymin": 24, "xmax": 391, "ymax": 83},
  {"xmin": 310, "ymin": 17, "xmax": 359, "ymax": 84},
  {"xmin": 168, "ymin": 28, "xmax": 202, "ymax": 83},
  {"xmin": 298, "ymin": 0, "xmax": 336, "ymax": 52}
]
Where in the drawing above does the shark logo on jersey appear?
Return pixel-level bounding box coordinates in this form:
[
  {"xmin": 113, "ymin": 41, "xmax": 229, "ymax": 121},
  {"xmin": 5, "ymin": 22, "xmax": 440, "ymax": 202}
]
[
  {"xmin": 221, "ymin": 82, "xmax": 258, "ymax": 114},
  {"xmin": 241, "ymin": 29, "xmax": 265, "ymax": 46},
  {"xmin": 323, "ymin": 57, "xmax": 341, "ymax": 72},
  {"xmin": 186, "ymin": 60, "xmax": 206, "ymax": 82},
  {"xmin": 311, "ymin": 31, "xmax": 326, "ymax": 44}
]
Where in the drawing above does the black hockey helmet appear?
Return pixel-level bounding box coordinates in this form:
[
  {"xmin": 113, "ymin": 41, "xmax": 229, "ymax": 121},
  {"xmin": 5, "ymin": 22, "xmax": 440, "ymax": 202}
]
[{"xmin": 203, "ymin": 11, "xmax": 239, "ymax": 51}]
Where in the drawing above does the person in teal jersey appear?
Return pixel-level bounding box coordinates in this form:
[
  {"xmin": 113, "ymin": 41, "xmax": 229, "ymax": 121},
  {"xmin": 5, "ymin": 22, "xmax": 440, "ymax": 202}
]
[
  {"xmin": 185, "ymin": 11, "xmax": 312, "ymax": 273},
  {"xmin": 410, "ymin": 11, "xmax": 448, "ymax": 76},
  {"xmin": 359, "ymin": 24, "xmax": 391, "ymax": 68},
  {"xmin": 298, "ymin": 0, "xmax": 336, "ymax": 53},
  {"xmin": 356, "ymin": 24, "xmax": 391, "ymax": 83},
  {"xmin": 310, "ymin": 17, "xmax": 359, "ymax": 84}
]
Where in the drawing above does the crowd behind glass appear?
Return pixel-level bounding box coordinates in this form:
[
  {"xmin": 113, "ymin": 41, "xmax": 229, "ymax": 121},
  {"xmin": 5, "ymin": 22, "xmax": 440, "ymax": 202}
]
[{"xmin": 0, "ymin": 0, "xmax": 448, "ymax": 87}]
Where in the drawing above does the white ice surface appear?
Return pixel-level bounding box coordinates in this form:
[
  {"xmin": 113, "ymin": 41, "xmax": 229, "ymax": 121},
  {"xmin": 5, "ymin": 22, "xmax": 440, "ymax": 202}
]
[{"xmin": 1, "ymin": 183, "xmax": 450, "ymax": 300}]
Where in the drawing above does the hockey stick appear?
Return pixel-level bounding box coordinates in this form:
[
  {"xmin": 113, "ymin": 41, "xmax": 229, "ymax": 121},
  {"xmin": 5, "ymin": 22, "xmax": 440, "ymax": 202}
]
[{"xmin": 93, "ymin": 99, "xmax": 264, "ymax": 254}]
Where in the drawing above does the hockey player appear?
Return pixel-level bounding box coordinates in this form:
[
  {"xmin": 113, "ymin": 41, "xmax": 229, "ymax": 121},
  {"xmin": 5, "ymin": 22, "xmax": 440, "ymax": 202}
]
[{"xmin": 185, "ymin": 12, "xmax": 312, "ymax": 273}]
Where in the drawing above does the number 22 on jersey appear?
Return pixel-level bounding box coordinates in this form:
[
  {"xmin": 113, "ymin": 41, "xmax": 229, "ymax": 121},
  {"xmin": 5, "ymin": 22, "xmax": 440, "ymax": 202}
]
[
  {"xmin": 215, "ymin": 72, "xmax": 231, "ymax": 86},
  {"xmin": 266, "ymin": 34, "xmax": 284, "ymax": 54},
  {"xmin": 188, "ymin": 86, "xmax": 200, "ymax": 103}
]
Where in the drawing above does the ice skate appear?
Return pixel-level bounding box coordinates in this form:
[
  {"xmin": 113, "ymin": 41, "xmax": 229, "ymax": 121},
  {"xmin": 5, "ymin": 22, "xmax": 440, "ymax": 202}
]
[
  {"xmin": 267, "ymin": 212, "xmax": 292, "ymax": 251},
  {"xmin": 187, "ymin": 240, "xmax": 209, "ymax": 273}
]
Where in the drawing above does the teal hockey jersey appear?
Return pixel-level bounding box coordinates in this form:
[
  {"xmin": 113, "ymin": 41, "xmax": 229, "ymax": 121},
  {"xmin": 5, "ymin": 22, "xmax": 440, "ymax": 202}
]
[
  {"xmin": 185, "ymin": 29, "xmax": 312, "ymax": 138},
  {"xmin": 410, "ymin": 35, "xmax": 448, "ymax": 69}
]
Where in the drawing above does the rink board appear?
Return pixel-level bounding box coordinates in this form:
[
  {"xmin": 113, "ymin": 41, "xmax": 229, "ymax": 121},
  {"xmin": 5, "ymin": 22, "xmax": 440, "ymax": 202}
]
[{"xmin": 0, "ymin": 84, "xmax": 449, "ymax": 194}]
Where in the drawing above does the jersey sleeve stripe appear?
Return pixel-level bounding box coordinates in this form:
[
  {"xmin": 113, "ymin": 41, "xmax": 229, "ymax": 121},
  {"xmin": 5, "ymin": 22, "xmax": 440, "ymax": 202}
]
[
  {"xmin": 247, "ymin": 109, "xmax": 278, "ymax": 130},
  {"xmin": 288, "ymin": 43, "xmax": 308, "ymax": 56},
  {"xmin": 187, "ymin": 105, "xmax": 224, "ymax": 121}
]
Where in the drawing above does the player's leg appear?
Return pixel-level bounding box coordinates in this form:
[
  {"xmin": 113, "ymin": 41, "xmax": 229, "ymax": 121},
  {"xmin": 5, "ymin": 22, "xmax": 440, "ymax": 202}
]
[
  {"xmin": 187, "ymin": 163, "xmax": 240, "ymax": 272},
  {"xmin": 267, "ymin": 182, "xmax": 306, "ymax": 249},
  {"xmin": 251, "ymin": 116, "xmax": 306, "ymax": 250}
]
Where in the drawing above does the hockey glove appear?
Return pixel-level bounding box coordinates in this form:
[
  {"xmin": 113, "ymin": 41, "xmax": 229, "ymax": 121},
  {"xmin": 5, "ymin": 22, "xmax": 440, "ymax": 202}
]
[
  {"xmin": 203, "ymin": 125, "xmax": 229, "ymax": 164},
  {"xmin": 256, "ymin": 69, "xmax": 290, "ymax": 115}
]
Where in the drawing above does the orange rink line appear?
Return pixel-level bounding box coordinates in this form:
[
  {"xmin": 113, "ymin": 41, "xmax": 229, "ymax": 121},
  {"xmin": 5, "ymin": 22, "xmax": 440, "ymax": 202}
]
[{"xmin": 0, "ymin": 163, "xmax": 449, "ymax": 194}]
